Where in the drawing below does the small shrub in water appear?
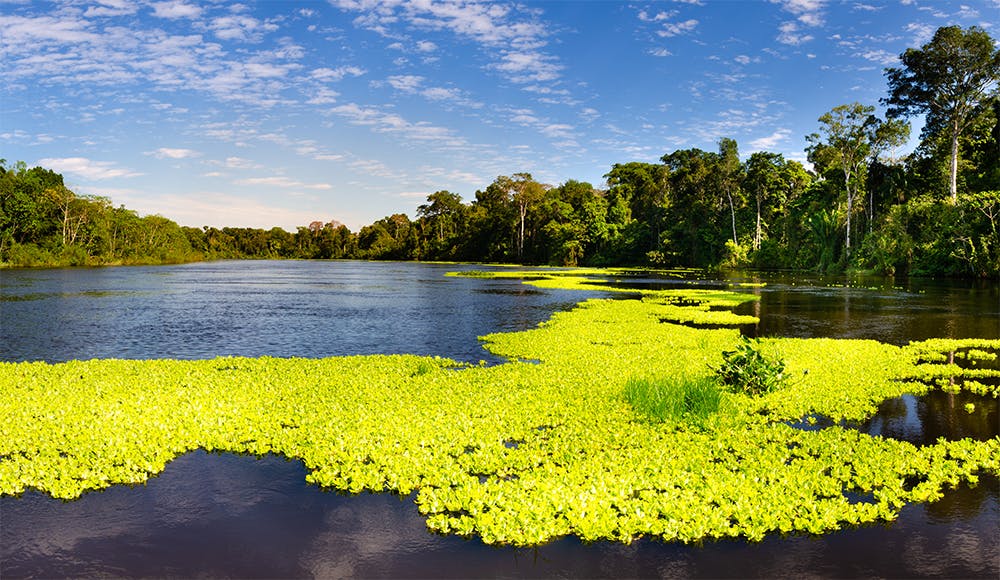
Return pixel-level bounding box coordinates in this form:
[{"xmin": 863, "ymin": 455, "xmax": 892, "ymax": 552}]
[
  {"xmin": 624, "ymin": 375, "xmax": 721, "ymax": 425},
  {"xmin": 715, "ymin": 336, "xmax": 786, "ymax": 396}
]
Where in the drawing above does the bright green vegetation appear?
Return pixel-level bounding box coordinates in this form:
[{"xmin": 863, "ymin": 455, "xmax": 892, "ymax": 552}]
[
  {"xmin": 4, "ymin": 27, "xmax": 999, "ymax": 276},
  {"xmin": 715, "ymin": 336, "xmax": 787, "ymax": 397},
  {"xmin": 2, "ymin": 269, "xmax": 998, "ymax": 547},
  {"xmin": 624, "ymin": 375, "xmax": 722, "ymax": 426}
]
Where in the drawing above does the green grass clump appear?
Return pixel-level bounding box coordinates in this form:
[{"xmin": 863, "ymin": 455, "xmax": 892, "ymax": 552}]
[{"xmin": 624, "ymin": 375, "xmax": 722, "ymax": 425}]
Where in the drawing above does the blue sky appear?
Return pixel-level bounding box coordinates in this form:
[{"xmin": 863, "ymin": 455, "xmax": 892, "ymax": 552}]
[{"xmin": 2, "ymin": 0, "xmax": 998, "ymax": 231}]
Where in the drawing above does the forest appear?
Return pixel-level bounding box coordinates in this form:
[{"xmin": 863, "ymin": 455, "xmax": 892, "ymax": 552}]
[{"xmin": 1, "ymin": 26, "xmax": 997, "ymax": 277}]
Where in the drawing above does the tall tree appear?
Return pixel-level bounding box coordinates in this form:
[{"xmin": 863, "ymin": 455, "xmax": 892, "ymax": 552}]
[
  {"xmin": 510, "ymin": 173, "xmax": 545, "ymax": 261},
  {"xmin": 807, "ymin": 103, "xmax": 875, "ymax": 258},
  {"xmin": 662, "ymin": 149, "xmax": 721, "ymax": 266},
  {"xmin": 417, "ymin": 190, "xmax": 464, "ymax": 243},
  {"xmin": 744, "ymin": 151, "xmax": 785, "ymax": 251},
  {"xmin": 469, "ymin": 177, "xmax": 517, "ymax": 262},
  {"xmin": 883, "ymin": 25, "xmax": 1000, "ymax": 201},
  {"xmin": 46, "ymin": 185, "xmax": 90, "ymax": 247},
  {"xmin": 717, "ymin": 138, "xmax": 743, "ymax": 247},
  {"xmin": 604, "ymin": 162, "xmax": 669, "ymax": 261},
  {"xmin": 865, "ymin": 116, "xmax": 911, "ymax": 230}
]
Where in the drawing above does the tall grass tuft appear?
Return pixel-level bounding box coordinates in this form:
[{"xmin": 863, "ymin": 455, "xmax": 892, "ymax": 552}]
[{"xmin": 624, "ymin": 375, "xmax": 722, "ymax": 425}]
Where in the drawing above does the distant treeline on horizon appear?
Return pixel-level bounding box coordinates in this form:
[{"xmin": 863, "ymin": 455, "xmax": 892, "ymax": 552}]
[{"xmin": 2, "ymin": 26, "xmax": 998, "ymax": 278}]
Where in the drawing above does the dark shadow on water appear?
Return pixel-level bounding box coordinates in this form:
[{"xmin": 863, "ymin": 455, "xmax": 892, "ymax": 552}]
[
  {"xmin": 2, "ymin": 450, "xmax": 997, "ymax": 579},
  {"xmin": 858, "ymin": 391, "xmax": 999, "ymax": 446},
  {"xmin": 785, "ymin": 391, "xmax": 998, "ymax": 447}
]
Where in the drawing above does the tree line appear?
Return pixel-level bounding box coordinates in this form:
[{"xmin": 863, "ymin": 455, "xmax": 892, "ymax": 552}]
[{"xmin": 2, "ymin": 25, "xmax": 997, "ymax": 277}]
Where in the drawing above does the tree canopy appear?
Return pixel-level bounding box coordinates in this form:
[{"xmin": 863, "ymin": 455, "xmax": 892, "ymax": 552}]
[{"xmin": 884, "ymin": 25, "xmax": 1000, "ymax": 201}]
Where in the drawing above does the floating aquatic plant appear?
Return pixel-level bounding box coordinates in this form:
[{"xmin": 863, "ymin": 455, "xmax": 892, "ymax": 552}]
[{"xmin": 715, "ymin": 336, "xmax": 786, "ymax": 397}]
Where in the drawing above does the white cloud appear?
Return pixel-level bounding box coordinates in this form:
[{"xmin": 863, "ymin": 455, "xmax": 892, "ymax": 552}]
[
  {"xmin": 131, "ymin": 192, "xmax": 338, "ymax": 230},
  {"xmin": 0, "ymin": 14, "xmax": 98, "ymax": 44},
  {"xmin": 580, "ymin": 108, "xmax": 600, "ymax": 123},
  {"xmin": 638, "ymin": 10, "xmax": 677, "ymax": 22},
  {"xmin": 540, "ymin": 123, "xmax": 574, "ymax": 139},
  {"xmin": 236, "ymin": 176, "xmax": 333, "ymax": 190},
  {"xmin": 306, "ymin": 87, "xmax": 340, "ymax": 105},
  {"xmin": 331, "ymin": 0, "xmax": 563, "ymax": 88},
  {"xmin": 150, "ymin": 1, "xmax": 203, "ymax": 20},
  {"xmin": 331, "ymin": 103, "xmax": 464, "ymax": 146},
  {"xmin": 957, "ymin": 5, "xmax": 979, "ymax": 18},
  {"xmin": 148, "ymin": 148, "xmax": 199, "ymax": 159},
  {"xmin": 777, "ymin": 21, "xmax": 814, "ymax": 45},
  {"xmin": 858, "ymin": 48, "xmax": 898, "ymax": 65},
  {"xmin": 37, "ymin": 157, "xmax": 142, "ymax": 180},
  {"xmin": 2, "ymin": 7, "xmax": 305, "ymax": 108},
  {"xmin": 905, "ymin": 22, "xmax": 935, "ymax": 45},
  {"xmin": 242, "ymin": 62, "xmax": 293, "ymax": 78},
  {"xmin": 223, "ymin": 157, "xmax": 261, "ymax": 169},
  {"xmin": 416, "ymin": 40, "xmax": 438, "ymax": 52},
  {"xmin": 749, "ymin": 128, "xmax": 792, "ymax": 150},
  {"xmin": 386, "ymin": 74, "xmax": 424, "ymax": 92},
  {"xmin": 649, "ymin": 48, "xmax": 673, "ymax": 57},
  {"xmin": 311, "ymin": 66, "xmax": 366, "ymax": 82},
  {"xmin": 85, "ymin": 0, "xmax": 139, "ymax": 17},
  {"xmin": 656, "ymin": 19, "xmax": 699, "ymax": 38},
  {"xmin": 772, "ymin": 0, "xmax": 825, "ymax": 45},
  {"xmin": 421, "ymin": 87, "xmax": 460, "ymax": 100},
  {"xmin": 772, "ymin": 0, "xmax": 827, "ymax": 25},
  {"xmin": 210, "ymin": 14, "xmax": 279, "ymax": 42},
  {"xmin": 380, "ymin": 75, "xmax": 480, "ymax": 107},
  {"xmin": 492, "ymin": 50, "xmax": 562, "ymax": 83}
]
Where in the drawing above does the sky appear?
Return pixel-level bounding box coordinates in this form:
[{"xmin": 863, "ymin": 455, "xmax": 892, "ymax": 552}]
[{"xmin": 2, "ymin": 0, "xmax": 998, "ymax": 231}]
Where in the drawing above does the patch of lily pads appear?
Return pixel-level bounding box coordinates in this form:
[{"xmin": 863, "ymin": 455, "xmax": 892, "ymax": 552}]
[{"xmin": 1, "ymin": 268, "xmax": 997, "ymax": 546}]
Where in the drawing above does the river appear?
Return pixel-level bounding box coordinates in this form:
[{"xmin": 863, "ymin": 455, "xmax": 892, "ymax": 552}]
[{"xmin": 1, "ymin": 261, "xmax": 997, "ymax": 578}]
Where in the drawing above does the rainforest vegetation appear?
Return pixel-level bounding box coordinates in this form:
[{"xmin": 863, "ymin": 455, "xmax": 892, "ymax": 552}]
[{"xmin": 2, "ymin": 25, "xmax": 997, "ymax": 276}]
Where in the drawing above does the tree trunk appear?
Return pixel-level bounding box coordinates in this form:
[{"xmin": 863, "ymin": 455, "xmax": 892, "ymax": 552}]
[
  {"xmin": 518, "ymin": 203, "xmax": 527, "ymax": 259},
  {"xmin": 868, "ymin": 187, "xmax": 873, "ymax": 235},
  {"xmin": 950, "ymin": 121, "xmax": 960, "ymax": 202},
  {"xmin": 727, "ymin": 189, "xmax": 737, "ymax": 246},
  {"xmin": 843, "ymin": 166, "xmax": 853, "ymax": 258},
  {"xmin": 754, "ymin": 194, "xmax": 762, "ymax": 251},
  {"xmin": 846, "ymin": 189, "xmax": 852, "ymax": 257}
]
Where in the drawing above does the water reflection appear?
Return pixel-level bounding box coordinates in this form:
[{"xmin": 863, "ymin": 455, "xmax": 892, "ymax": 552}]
[
  {"xmin": 859, "ymin": 391, "xmax": 1000, "ymax": 446},
  {"xmin": 724, "ymin": 272, "xmax": 1000, "ymax": 344},
  {"xmin": 3, "ymin": 452, "xmax": 997, "ymax": 578},
  {"xmin": 0, "ymin": 261, "xmax": 600, "ymax": 364}
]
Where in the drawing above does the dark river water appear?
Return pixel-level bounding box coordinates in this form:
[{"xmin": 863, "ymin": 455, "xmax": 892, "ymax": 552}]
[{"xmin": 1, "ymin": 261, "xmax": 998, "ymax": 578}]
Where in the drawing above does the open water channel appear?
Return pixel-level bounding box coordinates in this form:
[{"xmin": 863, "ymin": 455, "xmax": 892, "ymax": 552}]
[{"xmin": 1, "ymin": 261, "xmax": 997, "ymax": 578}]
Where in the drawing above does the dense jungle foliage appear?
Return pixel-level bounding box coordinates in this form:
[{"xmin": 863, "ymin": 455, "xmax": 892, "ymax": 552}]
[{"xmin": 2, "ymin": 26, "xmax": 997, "ymax": 276}]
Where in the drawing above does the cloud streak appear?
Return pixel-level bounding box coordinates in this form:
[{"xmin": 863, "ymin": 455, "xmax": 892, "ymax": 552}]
[
  {"xmin": 329, "ymin": 0, "xmax": 563, "ymax": 89},
  {"xmin": 38, "ymin": 157, "xmax": 143, "ymax": 180}
]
